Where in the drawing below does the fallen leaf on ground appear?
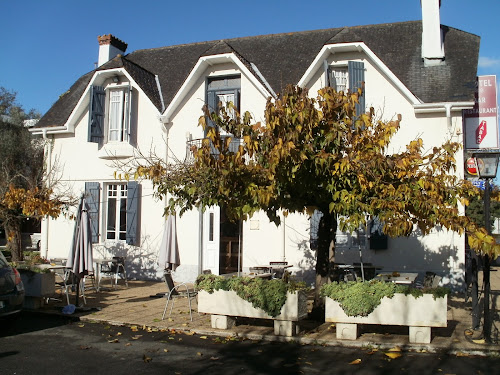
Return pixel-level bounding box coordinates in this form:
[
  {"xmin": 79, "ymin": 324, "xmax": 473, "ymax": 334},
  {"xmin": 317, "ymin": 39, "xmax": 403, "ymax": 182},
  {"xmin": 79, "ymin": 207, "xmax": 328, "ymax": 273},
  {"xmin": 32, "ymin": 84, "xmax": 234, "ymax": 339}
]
[
  {"xmin": 164, "ymin": 349, "xmax": 169, "ymax": 352},
  {"xmin": 125, "ymin": 343, "xmax": 132, "ymax": 346},
  {"xmin": 184, "ymin": 331, "xmax": 195, "ymax": 336},
  {"xmin": 367, "ymin": 349, "xmax": 378, "ymax": 355},
  {"xmin": 143, "ymin": 354, "xmax": 152, "ymax": 363},
  {"xmin": 456, "ymin": 352, "xmax": 470, "ymax": 357},
  {"xmin": 116, "ymin": 332, "xmax": 122, "ymax": 336},
  {"xmin": 182, "ymin": 323, "xmax": 188, "ymax": 326},
  {"xmin": 472, "ymin": 339, "xmax": 486, "ymax": 344},
  {"xmin": 210, "ymin": 357, "xmax": 219, "ymax": 361},
  {"xmin": 79, "ymin": 345, "xmax": 91, "ymax": 350},
  {"xmin": 388, "ymin": 346, "xmax": 401, "ymax": 352},
  {"xmin": 384, "ymin": 352, "xmax": 402, "ymax": 359},
  {"xmin": 130, "ymin": 325, "xmax": 138, "ymax": 332},
  {"xmin": 197, "ymin": 352, "xmax": 203, "ymax": 356},
  {"xmin": 349, "ymin": 359, "xmax": 362, "ymax": 365},
  {"xmin": 131, "ymin": 335, "xmax": 143, "ymax": 340},
  {"xmin": 199, "ymin": 336, "xmax": 208, "ymax": 339},
  {"xmin": 78, "ymin": 324, "xmax": 85, "ymax": 328},
  {"xmin": 142, "ymin": 304, "xmax": 147, "ymax": 307},
  {"xmin": 108, "ymin": 339, "xmax": 119, "ymax": 343}
]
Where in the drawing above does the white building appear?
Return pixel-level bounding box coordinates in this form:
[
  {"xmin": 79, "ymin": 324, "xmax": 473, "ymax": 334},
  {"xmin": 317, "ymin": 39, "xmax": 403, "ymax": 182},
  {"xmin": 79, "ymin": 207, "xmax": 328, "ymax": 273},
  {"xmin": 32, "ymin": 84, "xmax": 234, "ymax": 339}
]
[{"xmin": 31, "ymin": 1, "xmax": 479, "ymax": 288}]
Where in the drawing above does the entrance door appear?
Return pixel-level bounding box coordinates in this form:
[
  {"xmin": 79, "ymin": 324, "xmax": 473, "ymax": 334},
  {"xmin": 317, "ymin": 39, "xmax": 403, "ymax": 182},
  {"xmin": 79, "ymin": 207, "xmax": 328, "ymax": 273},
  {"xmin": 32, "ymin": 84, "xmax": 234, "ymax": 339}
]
[
  {"xmin": 203, "ymin": 206, "xmax": 220, "ymax": 274},
  {"xmin": 202, "ymin": 206, "xmax": 243, "ymax": 275},
  {"xmin": 219, "ymin": 209, "xmax": 242, "ymax": 274}
]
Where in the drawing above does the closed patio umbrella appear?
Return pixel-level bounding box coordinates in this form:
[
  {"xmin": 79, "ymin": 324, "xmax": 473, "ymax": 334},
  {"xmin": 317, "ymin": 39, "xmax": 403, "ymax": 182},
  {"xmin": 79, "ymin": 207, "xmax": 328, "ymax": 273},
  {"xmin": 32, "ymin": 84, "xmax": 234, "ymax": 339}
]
[
  {"xmin": 66, "ymin": 195, "xmax": 94, "ymax": 305},
  {"xmin": 159, "ymin": 214, "xmax": 180, "ymax": 272}
]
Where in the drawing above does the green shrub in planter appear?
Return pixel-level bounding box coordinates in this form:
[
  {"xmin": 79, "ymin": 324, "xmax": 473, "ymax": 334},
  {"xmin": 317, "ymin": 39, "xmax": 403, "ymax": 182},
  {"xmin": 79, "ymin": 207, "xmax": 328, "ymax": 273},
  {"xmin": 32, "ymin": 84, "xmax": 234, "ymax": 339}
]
[
  {"xmin": 320, "ymin": 280, "xmax": 449, "ymax": 317},
  {"xmin": 196, "ymin": 274, "xmax": 308, "ymax": 317}
]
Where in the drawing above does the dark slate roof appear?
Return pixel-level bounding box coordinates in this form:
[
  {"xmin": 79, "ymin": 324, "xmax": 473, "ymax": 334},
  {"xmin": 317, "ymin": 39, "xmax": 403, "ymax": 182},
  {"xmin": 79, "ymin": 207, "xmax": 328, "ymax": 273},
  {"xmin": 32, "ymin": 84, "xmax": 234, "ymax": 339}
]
[
  {"xmin": 35, "ymin": 21, "xmax": 480, "ymax": 128},
  {"xmin": 35, "ymin": 71, "xmax": 93, "ymax": 128}
]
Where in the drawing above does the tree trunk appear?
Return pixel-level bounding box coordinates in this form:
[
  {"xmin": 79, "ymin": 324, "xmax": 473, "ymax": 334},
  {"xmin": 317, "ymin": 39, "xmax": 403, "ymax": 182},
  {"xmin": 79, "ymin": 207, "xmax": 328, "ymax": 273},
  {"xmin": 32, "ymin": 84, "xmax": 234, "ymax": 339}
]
[
  {"xmin": 4, "ymin": 219, "xmax": 23, "ymax": 262},
  {"xmin": 311, "ymin": 210, "xmax": 337, "ymax": 319}
]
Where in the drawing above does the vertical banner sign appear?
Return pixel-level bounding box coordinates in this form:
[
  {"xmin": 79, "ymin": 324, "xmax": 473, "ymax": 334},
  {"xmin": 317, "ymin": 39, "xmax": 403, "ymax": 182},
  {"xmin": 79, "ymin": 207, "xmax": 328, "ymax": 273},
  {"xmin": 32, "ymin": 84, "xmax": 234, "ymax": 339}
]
[{"xmin": 464, "ymin": 75, "xmax": 499, "ymax": 150}]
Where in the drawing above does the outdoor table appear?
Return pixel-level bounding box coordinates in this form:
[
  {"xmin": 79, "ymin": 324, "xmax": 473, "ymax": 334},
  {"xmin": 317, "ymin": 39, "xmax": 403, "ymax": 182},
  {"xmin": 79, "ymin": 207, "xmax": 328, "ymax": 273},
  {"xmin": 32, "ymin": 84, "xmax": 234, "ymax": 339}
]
[
  {"xmin": 252, "ymin": 264, "xmax": 293, "ymax": 278},
  {"xmin": 374, "ymin": 272, "xmax": 418, "ymax": 285}
]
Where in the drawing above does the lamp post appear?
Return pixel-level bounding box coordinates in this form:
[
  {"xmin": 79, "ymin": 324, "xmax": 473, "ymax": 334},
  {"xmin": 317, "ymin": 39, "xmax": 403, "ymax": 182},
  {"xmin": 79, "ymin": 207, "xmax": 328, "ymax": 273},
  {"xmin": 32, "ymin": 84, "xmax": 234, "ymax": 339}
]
[{"xmin": 473, "ymin": 152, "xmax": 500, "ymax": 343}]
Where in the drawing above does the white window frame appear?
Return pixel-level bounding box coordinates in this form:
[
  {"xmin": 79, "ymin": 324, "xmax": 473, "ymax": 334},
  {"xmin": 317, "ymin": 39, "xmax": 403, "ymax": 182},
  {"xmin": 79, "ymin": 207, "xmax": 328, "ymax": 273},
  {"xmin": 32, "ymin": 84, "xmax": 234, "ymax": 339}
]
[
  {"xmin": 328, "ymin": 65, "xmax": 348, "ymax": 92},
  {"xmin": 105, "ymin": 84, "xmax": 131, "ymax": 143},
  {"xmin": 105, "ymin": 183, "xmax": 128, "ymax": 242}
]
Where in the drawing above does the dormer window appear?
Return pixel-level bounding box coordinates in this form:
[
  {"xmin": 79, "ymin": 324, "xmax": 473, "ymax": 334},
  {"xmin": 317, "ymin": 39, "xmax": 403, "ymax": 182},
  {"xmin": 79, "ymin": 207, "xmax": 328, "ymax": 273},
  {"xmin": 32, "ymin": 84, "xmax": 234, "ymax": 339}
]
[
  {"xmin": 206, "ymin": 75, "xmax": 241, "ymax": 133},
  {"xmin": 107, "ymin": 86, "xmax": 130, "ymax": 142},
  {"xmin": 325, "ymin": 61, "xmax": 365, "ymax": 116},
  {"xmin": 88, "ymin": 82, "xmax": 133, "ymax": 146},
  {"xmin": 327, "ymin": 66, "xmax": 348, "ymax": 92}
]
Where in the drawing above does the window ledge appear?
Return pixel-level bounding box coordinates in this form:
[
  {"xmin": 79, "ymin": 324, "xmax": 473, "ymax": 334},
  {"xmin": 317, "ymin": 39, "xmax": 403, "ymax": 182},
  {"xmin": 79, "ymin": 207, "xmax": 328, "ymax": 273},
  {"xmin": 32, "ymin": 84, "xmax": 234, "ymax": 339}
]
[{"xmin": 98, "ymin": 143, "xmax": 135, "ymax": 159}]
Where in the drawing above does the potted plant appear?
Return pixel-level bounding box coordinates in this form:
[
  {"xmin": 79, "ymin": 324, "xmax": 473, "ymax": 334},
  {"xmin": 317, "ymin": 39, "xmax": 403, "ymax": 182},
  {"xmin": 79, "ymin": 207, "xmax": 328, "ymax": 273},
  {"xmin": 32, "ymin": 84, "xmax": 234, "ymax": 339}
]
[
  {"xmin": 321, "ymin": 280, "xmax": 448, "ymax": 344},
  {"xmin": 13, "ymin": 253, "xmax": 55, "ymax": 299},
  {"xmin": 196, "ymin": 274, "xmax": 308, "ymax": 336}
]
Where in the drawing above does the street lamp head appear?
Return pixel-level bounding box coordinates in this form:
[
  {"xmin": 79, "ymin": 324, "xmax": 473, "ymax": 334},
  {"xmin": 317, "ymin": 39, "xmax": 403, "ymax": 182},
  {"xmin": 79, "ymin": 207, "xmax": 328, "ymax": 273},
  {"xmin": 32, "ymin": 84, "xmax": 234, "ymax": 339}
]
[{"xmin": 473, "ymin": 152, "xmax": 500, "ymax": 179}]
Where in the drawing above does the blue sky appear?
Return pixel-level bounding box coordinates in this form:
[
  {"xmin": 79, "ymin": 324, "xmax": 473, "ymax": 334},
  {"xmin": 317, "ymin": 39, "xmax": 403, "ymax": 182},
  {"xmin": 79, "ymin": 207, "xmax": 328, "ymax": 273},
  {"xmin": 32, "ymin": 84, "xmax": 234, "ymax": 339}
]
[{"xmin": 1, "ymin": 0, "xmax": 499, "ymax": 114}]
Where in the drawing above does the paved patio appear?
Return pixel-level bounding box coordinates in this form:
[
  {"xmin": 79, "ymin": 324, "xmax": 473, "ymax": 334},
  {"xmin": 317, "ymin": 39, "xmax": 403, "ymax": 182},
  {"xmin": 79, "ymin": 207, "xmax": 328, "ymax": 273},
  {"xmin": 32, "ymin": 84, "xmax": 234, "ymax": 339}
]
[{"xmin": 33, "ymin": 266, "xmax": 500, "ymax": 355}]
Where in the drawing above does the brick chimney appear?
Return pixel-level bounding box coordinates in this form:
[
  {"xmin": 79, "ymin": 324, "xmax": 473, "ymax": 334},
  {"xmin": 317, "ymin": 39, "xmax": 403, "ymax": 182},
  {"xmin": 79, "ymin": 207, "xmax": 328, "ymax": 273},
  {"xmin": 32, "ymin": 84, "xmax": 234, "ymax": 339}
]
[
  {"xmin": 97, "ymin": 34, "xmax": 128, "ymax": 67},
  {"xmin": 421, "ymin": 0, "xmax": 444, "ymax": 66}
]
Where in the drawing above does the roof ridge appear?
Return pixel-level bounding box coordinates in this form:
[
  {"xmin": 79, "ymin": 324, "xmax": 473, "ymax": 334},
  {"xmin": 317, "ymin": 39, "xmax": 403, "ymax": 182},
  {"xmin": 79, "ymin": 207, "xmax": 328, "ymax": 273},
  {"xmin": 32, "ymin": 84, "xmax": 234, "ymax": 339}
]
[{"xmin": 130, "ymin": 21, "xmax": 425, "ymax": 55}]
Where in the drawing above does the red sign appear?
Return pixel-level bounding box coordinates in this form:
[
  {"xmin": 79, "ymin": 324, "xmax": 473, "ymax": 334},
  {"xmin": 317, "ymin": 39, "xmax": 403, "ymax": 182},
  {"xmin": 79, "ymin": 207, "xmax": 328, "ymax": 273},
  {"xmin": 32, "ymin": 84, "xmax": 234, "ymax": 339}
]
[
  {"xmin": 464, "ymin": 75, "xmax": 499, "ymax": 150},
  {"xmin": 466, "ymin": 157, "xmax": 478, "ymax": 175},
  {"xmin": 476, "ymin": 120, "xmax": 487, "ymax": 144}
]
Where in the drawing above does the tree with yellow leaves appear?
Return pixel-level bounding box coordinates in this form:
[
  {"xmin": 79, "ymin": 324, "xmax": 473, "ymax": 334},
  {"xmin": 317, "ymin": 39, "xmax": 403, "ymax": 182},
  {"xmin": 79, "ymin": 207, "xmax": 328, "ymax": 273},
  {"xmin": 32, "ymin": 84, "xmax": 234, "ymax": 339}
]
[{"xmin": 132, "ymin": 85, "xmax": 497, "ymax": 313}]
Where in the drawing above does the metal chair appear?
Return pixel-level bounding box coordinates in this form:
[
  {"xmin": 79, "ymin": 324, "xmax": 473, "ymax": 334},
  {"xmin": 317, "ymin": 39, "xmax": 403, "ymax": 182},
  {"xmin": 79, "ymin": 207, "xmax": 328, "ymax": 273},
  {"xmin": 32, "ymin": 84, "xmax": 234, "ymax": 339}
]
[
  {"xmin": 54, "ymin": 268, "xmax": 86, "ymax": 305},
  {"xmin": 161, "ymin": 271, "xmax": 197, "ymax": 321},
  {"xmin": 98, "ymin": 257, "xmax": 128, "ymax": 289}
]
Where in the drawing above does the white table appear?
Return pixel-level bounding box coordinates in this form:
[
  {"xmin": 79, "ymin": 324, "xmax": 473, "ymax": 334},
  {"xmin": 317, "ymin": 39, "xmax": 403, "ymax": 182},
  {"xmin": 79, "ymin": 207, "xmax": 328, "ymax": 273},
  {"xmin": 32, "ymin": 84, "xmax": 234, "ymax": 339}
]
[{"xmin": 374, "ymin": 272, "xmax": 418, "ymax": 285}]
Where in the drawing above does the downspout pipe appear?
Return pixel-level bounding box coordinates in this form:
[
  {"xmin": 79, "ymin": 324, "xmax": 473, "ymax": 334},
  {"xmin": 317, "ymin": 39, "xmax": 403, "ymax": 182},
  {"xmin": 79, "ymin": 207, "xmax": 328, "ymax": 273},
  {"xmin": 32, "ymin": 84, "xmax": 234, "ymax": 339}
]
[{"xmin": 42, "ymin": 129, "xmax": 50, "ymax": 259}]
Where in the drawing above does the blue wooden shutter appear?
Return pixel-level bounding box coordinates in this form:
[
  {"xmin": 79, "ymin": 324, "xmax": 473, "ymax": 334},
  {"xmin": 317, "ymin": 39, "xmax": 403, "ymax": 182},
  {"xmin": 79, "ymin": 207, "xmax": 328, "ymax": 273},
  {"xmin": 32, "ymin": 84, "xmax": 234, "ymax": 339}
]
[
  {"xmin": 126, "ymin": 181, "xmax": 140, "ymax": 245},
  {"xmin": 85, "ymin": 182, "xmax": 100, "ymax": 243},
  {"xmin": 88, "ymin": 86, "xmax": 105, "ymax": 143},
  {"xmin": 124, "ymin": 85, "xmax": 132, "ymax": 142},
  {"xmin": 348, "ymin": 61, "xmax": 365, "ymax": 116},
  {"xmin": 310, "ymin": 210, "xmax": 323, "ymax": 250}
]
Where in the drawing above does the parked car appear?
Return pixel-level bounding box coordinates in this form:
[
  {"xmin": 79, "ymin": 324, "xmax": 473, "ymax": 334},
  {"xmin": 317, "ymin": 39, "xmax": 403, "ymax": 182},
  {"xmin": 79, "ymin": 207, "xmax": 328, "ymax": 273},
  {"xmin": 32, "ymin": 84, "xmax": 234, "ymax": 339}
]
[{"xmin": 0, "ymin": 251, "xmax": 25, "ymax": 317}]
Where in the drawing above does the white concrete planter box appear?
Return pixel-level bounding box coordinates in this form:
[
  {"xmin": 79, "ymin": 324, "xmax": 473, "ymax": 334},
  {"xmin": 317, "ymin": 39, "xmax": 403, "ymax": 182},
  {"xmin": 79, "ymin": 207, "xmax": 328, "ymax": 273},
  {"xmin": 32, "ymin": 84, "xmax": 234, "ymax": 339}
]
[
  {"xmin": 198, "ymin": 290, "xmax": 308, "ymax": 336},
  {"xmin": 20, "ymin": 271, "xmax": 55, "ymax": 297},
  {"xmin": 325, "ymin": 293, "xmax": 447, "ymax": 344}
]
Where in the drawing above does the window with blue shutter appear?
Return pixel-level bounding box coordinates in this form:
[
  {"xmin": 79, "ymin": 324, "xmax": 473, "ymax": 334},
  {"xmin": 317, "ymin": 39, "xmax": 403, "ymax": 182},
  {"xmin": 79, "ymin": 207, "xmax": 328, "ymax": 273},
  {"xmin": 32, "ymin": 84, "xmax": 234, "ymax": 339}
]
[
  {"xmin": 85, "ymin": 182, "xmax": 101, "ymax": 243},
  {"xmin": 88, "ymin": 86, "xmax": 105, "ymax": 143},
  {"xmin": 206, "ymin": 76, "xmax": 241, "ymax": 153},
  {"xmin": 126, "ymin": 181, "xmax": 140, "ymax": 245},
  {"xmin": 325, "ymin": 61, "xmax": 365, "ymax": 116}
]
